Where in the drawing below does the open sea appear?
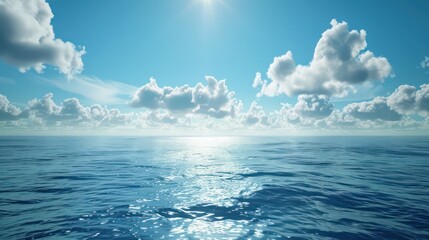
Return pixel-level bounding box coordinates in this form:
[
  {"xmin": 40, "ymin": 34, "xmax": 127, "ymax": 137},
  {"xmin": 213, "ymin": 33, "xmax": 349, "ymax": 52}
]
[{"xmin": 0, "ymin": 136, "xmax": 428, "ymax": 240}]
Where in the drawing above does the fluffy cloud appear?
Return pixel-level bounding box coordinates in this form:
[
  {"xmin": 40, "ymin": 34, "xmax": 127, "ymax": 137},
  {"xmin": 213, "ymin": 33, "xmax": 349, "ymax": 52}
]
[
  {"xmin": 130, "ymin": 76, "xmax": 242, "ymax": 118},
  {"xmin": 320, "ymin": 84, "xmax": 429, "ymax": 128},
  {"xmin": 324, "ymin": 109, "xmax": 357, "ymax": 128},
  {"xmin": 0, "ymin": 0, "xmax": 85, "ymax": 78},
  {"xmin": 255, "ymin": 95, "xmax": 334, "ymax": 129},
  {"xmin": 60, "ymin": 98, "xmax": 91, "ymax": 120},
  {"xmin": 386, "ymin": 85, "xmax": 417, "ymax": 114},
  {"xmin": 129, "ymin": 78, "xmax": 166, "ymax": 109},
  {"xmin": 253, "ymin": 95, "xmax": 334, "ymax": 130},
  {"xmin": 254, "ymin": 19, "xmax": 391, "ymax": 97},
  {"xmin": 0, "ymin": 94, "xmax": 22, "ymax": 120},
  {"xmin": 242, "ymin": 101, "xmax": 268, "ymax": 126},
  {"xmin": 387, "ymin": 84, "xmax": 429, "ymax": 116},
  {"xmin": 0, "ymin": 91, "xmax": 237, "ymax": 130},
  {"xmin": 293, "ymin": 95, "xmax": 334, "ymax": 119},
  {"xmin": 252, "ymin": 72, "xmax": 264, "ymax": 89},
  {"xmin": 277, "ymin": 104, "xmax": 302, "ymax": 125},
  {"xmin": 2, "ymin": 83, "xmax": 429, "ymax": 133},
  {"xmin": 16, "ymin": 93, "xmax": 132, "ymax": 126},
  {"xmin": 343, "ymin": 97, "xmax": 402, "ymax": 121},
  {"xmin": 26, "ymin": 93, "xmax": 61, "ymax": 117}
]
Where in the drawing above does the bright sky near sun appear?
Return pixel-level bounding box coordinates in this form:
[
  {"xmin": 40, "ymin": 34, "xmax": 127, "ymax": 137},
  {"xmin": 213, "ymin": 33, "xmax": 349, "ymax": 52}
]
[{"xmin": 0, "ymin": 0, "xmax": 429, "ymax": 135}]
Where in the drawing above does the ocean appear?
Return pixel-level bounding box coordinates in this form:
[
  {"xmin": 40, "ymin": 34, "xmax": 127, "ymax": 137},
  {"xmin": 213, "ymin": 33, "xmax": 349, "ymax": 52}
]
[{"xmin": 0, "ymin": 136, "xmax": 428, "ymax": 239}]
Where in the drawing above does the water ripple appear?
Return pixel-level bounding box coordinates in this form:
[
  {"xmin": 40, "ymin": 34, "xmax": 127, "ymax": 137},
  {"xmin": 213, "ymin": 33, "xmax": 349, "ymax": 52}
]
[{"xmin": 0, "ymin": 136, "xmax": 428, "ymax": 239}]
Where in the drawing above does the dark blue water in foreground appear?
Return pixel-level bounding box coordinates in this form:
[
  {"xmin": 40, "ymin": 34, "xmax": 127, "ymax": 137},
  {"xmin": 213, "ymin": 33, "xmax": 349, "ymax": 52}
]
[{"xmin": 0, "ymin": 136, "xmax": 428, "ymax": 240}]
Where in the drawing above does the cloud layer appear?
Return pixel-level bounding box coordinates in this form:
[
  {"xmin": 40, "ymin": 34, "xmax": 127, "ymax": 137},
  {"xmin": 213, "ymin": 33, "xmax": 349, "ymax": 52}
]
[
  {"xmin": 253, "ymin": 19, "xmax": 391, "ymax": 97},
  {"xmin": 7, "ymin": 93, "xmax": 133, "ymax": 127},
  {"xmin": 0, "ymin": 0, "xmax": 85, "ymax": 78},
  {"xmin": 1, "ymin": 82, "xmax": 429, "ymax": 134}
]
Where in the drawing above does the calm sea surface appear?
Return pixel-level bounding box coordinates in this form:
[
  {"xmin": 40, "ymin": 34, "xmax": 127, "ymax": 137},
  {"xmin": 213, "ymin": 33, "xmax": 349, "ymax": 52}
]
[{"xmin": 0, "ymin": 136, "xmax": 428, "ymax": 239}]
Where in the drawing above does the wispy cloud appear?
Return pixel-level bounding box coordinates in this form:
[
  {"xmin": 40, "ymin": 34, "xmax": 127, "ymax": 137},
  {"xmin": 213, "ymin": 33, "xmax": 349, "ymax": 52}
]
[{"xmin": 47, "ymin": 75, "xmax": 138, "ymax": 104}]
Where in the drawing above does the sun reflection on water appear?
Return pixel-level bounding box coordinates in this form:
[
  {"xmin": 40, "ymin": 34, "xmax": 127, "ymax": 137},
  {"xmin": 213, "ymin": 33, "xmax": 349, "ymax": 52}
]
[
  {"xmin": 131, "ymin": 136, "xmax": 265, "ymax": 239},
  {"xmin": 179, "ymin": 136, "xmax": 240, "ymax": 149},
  {"xmin": 169, "ymin": 136, "xmax": 259, "ymax": 207}
]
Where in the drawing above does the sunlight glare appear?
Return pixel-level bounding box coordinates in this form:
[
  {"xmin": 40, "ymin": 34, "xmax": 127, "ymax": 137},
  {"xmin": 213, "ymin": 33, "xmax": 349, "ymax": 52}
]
[
  {"xmin": 193, "ymin": 0, "xmax": 225, "ymax": 11},
  {"xmin": 181, "ymin": 136, "xmax": 237, "ymax": 149},
  {"xmin": 188, "ymin": 0, "xmax": 229, "ymax": 26}
]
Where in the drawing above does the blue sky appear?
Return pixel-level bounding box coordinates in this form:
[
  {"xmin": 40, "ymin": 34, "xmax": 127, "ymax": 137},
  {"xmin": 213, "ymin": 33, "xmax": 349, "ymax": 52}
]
[{"xmin": 1, "ymin": 0, "xmax": 429, "ymax": 134}]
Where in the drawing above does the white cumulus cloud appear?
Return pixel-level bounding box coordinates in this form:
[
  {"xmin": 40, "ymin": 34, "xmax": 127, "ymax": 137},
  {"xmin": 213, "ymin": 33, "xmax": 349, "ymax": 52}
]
[
  {"xmin": 254, "ymin": 19, "xmax": 391, "ymax": 97},
  {"xmin": 0, "ymin": 94, "xmax": 22, "ymax": 120},
  {"xmin": 130, "ymin": 76, "xmax": 242, "ymax": 118},
  {"xmin": 343, "ymin": 97, "xmax": 402, "ymax": 121},
  {"xmin": 2, "ymin": 83, "xmax": 429, "ymax": 133},
  {"xmin": 387, "ymin": 84, "xmax": 429, "ymax": 116},
  {"xmin": 242, "ymin": 101, "xmax": 268, "ymax": 126},
  {"xmin": 18, "ymin": 93, "xmax": 132, "ymax": 126},
  {"xmin": 0, "ymin": 0, "xmax": 85, "ymax": 78},
  {"xmin": 294, "ymin": 95, "xmax": 334, "ymax": 119}
]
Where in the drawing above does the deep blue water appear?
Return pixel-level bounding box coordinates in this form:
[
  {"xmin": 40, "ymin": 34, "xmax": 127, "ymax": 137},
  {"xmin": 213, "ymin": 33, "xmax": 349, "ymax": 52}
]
[{"xmin": 0, "ymin": 136, "xmax": 428, "ymax": 240}]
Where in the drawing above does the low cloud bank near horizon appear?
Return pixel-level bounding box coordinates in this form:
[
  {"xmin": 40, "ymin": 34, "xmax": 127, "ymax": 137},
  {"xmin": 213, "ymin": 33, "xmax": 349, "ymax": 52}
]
[{"xmin": 1, "ymin": 82, "xmax": 428, "ymax": 133}]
